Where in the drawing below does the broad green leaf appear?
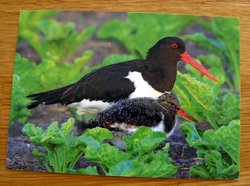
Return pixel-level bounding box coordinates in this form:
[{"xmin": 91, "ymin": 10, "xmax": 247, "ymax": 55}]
[
  {"xmin": 68, "ymin": 166, "xmax": 99, "ymax": 175},
  {"xmin": 184, "ymin": 17, "xmax": 240, "ymax": 90},
  {"xmin": 190, "ymin": 164, "xmax": 211, "ymax": 179},
  {"xmin": 109, "ymin": 149, "xmax": 177, "ymax": 178},
  {"xmin": 174, "ymin": 72, "xmax": 240, "ymax": 129},
  {"xmin": 174, "ymin": 72, "xmax": 216, "ymax": 124},
  {"xmin": 211, "ymin": 120, "xmax": 240, "ymax": 165},
  {"xmin": 83, "ymin": 127, "xmax": 113, "ymax": 143},
  {"xmin": 85, "ymin": 143, "xmax": 129, "ymax": 169},
  {"xmin": 10, "ymin": 74, "xmax": 31, "ymax": 124},
  {"xmin": 124, "ymin": 126, "xmax": 166, "ymax": 156},
  {"xmin": 181, "ymin": 120, "xmax": 240, "ymax": 179},
  {"xmin": 180, "ymin": 122, "xmax": 202, "ymax": 146},
  {"xmin": 204, "ymin": 150, "xmax": 224, "ymax": 178}
]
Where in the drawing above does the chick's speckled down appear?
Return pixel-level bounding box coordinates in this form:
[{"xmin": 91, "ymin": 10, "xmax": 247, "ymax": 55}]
[{"xmin": 86, "ymin": 93, "xmax": 180, "ymax": 134}]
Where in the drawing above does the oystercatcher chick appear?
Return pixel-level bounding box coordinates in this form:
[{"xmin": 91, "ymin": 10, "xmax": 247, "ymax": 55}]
[
  {"xmin": 79, "ymin": 93, "xmax": 196, "ymax": 137},
  {"xmin": 27, "ymin": 37, "xmax": 217, "ymax": 115}
]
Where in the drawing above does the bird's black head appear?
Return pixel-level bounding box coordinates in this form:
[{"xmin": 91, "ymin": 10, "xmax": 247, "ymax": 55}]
[
  {"xmin": 146, "ymin": 36, "xmax": 218, "ymax": 82},
  {"xmin": 146, "ymin": 37, "xmax": 186, "ymax": 65}
]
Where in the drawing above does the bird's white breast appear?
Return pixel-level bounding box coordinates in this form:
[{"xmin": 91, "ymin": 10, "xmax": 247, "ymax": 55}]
[{"xmin": 125, "ymin": 71, "xmax": 163, "ymax": 99}]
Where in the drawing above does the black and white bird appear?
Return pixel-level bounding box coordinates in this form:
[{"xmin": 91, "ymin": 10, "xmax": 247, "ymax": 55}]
[
  {"xmin": 27, "ymin": 37, "xmax": 217, "ymax": 114},
  {"xmin": 77, "ymin": 93, "xmax": 196, "ymax": 137}
]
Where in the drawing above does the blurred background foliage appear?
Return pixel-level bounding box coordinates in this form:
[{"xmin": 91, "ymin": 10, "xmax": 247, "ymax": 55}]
[
  {"xmin": 10, "ymin": 10, "xmax": 240, "ymax": 179},
  {"xmin": 11, "ymin": 10, "xmax": 240, "ymax": 127}
]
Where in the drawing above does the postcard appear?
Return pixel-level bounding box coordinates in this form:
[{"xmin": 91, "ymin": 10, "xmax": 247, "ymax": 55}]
[{"xmin": 7, "ymin": 10, "xmax": 240, "ymax": 179}]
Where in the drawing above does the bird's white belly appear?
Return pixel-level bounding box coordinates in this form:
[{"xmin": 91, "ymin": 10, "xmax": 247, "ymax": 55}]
[
  {"xmin": 152, "ymin": 120, "xmax": 177, "ymax": 138},
  {"xmin": 125, "ymin": 71, "xmax": 164, "ymax": 99},
  {"xmin": 152, "ymin": 120, "xmax": 165, "ymax": 132},
  {"xmin": 68, "ymin": 99, "xmax": 112, "ymax": 115}
]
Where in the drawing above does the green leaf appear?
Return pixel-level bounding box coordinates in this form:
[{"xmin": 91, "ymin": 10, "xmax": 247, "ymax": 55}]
[
  {"xmin": 9, "ymin": 74, "xmax": 31, "ymax": 124},
  {"xmin": 190, "ymin": 164, "xmax": 211, "ymax": 179},
  {"xmin": 19, "ymin": 11, "xmax": 95, "ymax": 62},
  {"xmin": 181, "ymin": 120, "xmax": 240, "ymax": 179},
  {"xmin": 108, "ymin": 145, "xmax": 177, "ymax": 178},
  {"xmin": 22, "ymin": 123, "xmax": 43, "ymax": 144},
  {"xmin": 19, "ymin": 10, "xmax": 59, "ymax": 34},
  {"xmin": 14, "ymin": 54, "xmax": 39, "ymax": 94},
  {"xmin": 68, "ymin": 166, "xmax": 99, "ymax": 175},
  {"xmin": 22, "ymin": 118, "xmax": 84, "ymax": 173},
  {"xmin": 83, "ymin": 127, "xmax": 113, "ymax": 143},
  {"xmin": 61, "ymin": 118, "xmax": 75, "ymax": 134},
  {"xmin": 85, "ymin": 143, "xmax": 129, "ymax": 171},
  {"xmin": 41, "ymin": 122, "xmax": 65, "ymax": 145},
  {"xmin": 174, "ymin": 72, "xmax": 240, "ymax": 129},
  {"xmin": 204, "ymin": 150, "xmax": 224, "ymax": 178},
  {"xmin": 183, "ymin": 17, "xmax": 240, "ymax": 90},
  {"xmin": 124, "ymin": 126, "xmax": 166, "ymax": 156},
  {"xmin": 174, "ymin": 72, "xmax": 216, "ymax": 125},
  {"xmin": 179, "ymin": 122, "xmax": 202, "ymax": 146},
  {"xmin": 211, "ymin": 120, "xmax": 240, "ymax": 165},
  {"xmin": 11, "ymin": 50, "xmax": 94, "ymax": 123}
]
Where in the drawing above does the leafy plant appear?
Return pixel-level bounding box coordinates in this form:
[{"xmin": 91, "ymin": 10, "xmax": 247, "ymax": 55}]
[
  {"xmin": 19, "ymin": 11, "xmax": 95, "ymax": 62},
  {"xmin": 10, "ymin": 51, "xmax": 93, "ymax": 124},
  {"xmin": 14, "ymin": 51, "xmax": 94, "ymax": 94},
  {"xmin": 182, "ymin": 17, "xmax": 240, "ymax": 90},
  {"xmin": 11, "ymin": 11, "xmax": 97, "ymax": 124},
  {"xmin": 19, "ymin": 10, "xmax": 59, "ymax": 33},
  {"xmin": 9, "ymin": 75, "xmax": 31, "ymax": 123},
  {"xmin": 22, "ymin": 118, "xmax": 177, "ymax": 177},
  {"xmin": 22, "ymin": 118, "xmax": 99, "ymax": 174},
  {"xmin": 80, "ymin": 126, "xmax": 177, "ymax": 178},
  {"xmin": 174, "ymin": 71, "xmax": 240, "ymax": 129},
  {"xmin": 98, "ymin": 13, "xmax": 198, "ymax": 58},
  {"xmin": 180, "ymin": 120, "xmax": 240, "ymax": 179}
]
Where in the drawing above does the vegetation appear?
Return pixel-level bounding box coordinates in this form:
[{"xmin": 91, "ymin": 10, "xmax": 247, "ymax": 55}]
[
  {"xmin": 181, "ymin": 120, "xmax": 240, "ymax": 179},
  {"xmin": 9, "ymin": 11, "xmax": 240, "ymax": 179},
  {"xmin": 23, "ymin": 118, "xmax": 177, "ymax": 177}
]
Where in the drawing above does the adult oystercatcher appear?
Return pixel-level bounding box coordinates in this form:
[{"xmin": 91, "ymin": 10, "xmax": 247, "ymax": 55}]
[
  {"xmin": 27, "ymin": 37, "xmax": 217, "ymax": 114},
  {"xmin": 78, "ymin": 93, "xmax": 196, "ymax": 137}
]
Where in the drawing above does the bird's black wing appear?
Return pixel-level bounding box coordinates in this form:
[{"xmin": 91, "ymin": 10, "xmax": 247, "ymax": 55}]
[{"xmin": 28, "ymin": 60, "xmax": 145, "ymax": 108}]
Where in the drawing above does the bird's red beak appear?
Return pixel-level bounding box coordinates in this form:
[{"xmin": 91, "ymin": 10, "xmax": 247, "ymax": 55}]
[
  {"xmin": 177, "ymin": 108, "xmax": 197, "ymax": 122},
  {"xmin": 180, "ymin": 52, "xmax": 218, "ymax": 82}
]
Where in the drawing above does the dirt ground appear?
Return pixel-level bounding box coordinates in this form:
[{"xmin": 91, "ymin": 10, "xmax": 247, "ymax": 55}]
[{"xmin": 7, "ymin": 11, "xmax": 213, "ymax": 178}]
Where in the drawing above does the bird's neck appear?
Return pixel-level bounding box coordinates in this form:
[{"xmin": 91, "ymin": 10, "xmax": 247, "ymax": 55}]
[{"xmin": 144, "ymin": 61, "xmax": 177, "ymax": 92}]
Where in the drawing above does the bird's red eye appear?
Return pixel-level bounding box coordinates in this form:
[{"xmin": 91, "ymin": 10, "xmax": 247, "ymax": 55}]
[{"xmin": 171, "ymin": 43, "xmax": 178, "ymax": 49}]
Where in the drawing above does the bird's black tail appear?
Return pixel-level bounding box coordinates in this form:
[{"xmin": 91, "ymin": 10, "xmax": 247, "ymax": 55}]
[{"xmin": 27, "ymin": 85, "xmax": 72, "ymax": 109}]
